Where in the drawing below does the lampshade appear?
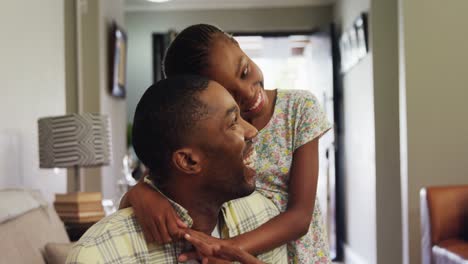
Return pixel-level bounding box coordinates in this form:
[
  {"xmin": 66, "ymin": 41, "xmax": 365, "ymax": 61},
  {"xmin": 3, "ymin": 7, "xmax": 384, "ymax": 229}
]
[{"xmin": 38, "ymin": 113, "xmax": 111, "ymax": 168}]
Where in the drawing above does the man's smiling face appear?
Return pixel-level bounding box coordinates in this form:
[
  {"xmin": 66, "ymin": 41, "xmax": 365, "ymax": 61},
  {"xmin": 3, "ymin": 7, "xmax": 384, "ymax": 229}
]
[{"xmin": 192, "ymin": 81, "xmax": 258, "ymax": 201}]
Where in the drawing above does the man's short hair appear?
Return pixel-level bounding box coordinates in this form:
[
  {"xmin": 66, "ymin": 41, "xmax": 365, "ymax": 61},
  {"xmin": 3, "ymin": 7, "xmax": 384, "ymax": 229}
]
[{"xmin": 132, "ymin": 75, "xmax": 210, "ymax": 185}]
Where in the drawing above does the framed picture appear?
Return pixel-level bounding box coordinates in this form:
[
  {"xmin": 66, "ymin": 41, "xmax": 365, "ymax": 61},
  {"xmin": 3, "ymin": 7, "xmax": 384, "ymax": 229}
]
[
  {"xmin": 355, "ymin": 13, "xmax": 369, "ymax": 59},
  {"xmin": 109, "ymin": 22, "xmax": 127, "ymax": 98},
  {"xmin": 339, "ymin": 32, "xmax": 351, "ymax": 73},
  {"xmin": 339, "ymin": 12, "xmax": 369, "ymax": 73},
  {"xmin": 348, "ymin": 26, "xmax": 359, "ymax": 66}
]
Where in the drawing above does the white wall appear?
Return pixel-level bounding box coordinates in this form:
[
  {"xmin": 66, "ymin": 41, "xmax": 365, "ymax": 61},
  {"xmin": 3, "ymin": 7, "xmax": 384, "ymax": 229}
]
[
  {"xmin": 125, "ymin": 6, "xmax": 333, "ymax": 123},
  {"xmin": 0, "ymin": 0, "xmax": 67, "ymax": 202},
  {"xmin": 333, "ymin": 0, "xmax": 376, "ymax": 263},
  {"xmin": 399, "ymin": 1, "xmax": 468, "ymax": 263}
]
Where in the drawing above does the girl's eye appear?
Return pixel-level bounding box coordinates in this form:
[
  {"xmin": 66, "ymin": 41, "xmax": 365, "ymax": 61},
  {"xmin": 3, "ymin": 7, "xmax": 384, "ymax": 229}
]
[{"xmin": 241, "ymin": 65, "xmax": 249, "ymax": 79}]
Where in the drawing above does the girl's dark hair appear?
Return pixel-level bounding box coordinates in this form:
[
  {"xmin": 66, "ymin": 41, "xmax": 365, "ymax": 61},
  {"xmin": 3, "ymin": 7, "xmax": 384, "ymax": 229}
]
[{"xmin": 163, "ymin": 24, "xmax": 228, "ymax": 77}]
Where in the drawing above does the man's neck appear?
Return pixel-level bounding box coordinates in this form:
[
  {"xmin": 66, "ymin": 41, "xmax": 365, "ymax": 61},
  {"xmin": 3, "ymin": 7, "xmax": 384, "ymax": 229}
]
[{"xmin": 162, "ymin": 184, "xmax": 222, "ymax": 234}]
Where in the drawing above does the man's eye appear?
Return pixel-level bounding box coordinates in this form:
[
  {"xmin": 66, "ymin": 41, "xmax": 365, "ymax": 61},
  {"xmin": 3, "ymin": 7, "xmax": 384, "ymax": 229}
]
[{"xmin": 230, "ymin": 116, "xmax": 239, "ymax": 128}]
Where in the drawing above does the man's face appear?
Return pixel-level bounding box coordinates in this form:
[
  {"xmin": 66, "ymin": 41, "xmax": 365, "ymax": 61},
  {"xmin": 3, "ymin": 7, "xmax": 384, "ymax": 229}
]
[{"xmin": 193, "ymin": 81, "xmax": 258, "ymax": 201}]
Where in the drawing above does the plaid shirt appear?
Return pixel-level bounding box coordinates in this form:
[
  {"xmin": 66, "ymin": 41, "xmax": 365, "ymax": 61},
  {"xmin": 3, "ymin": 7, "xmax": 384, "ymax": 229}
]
[{"xmin": 66, "ymin": 178, "xmax": 288, "ymax": 264}]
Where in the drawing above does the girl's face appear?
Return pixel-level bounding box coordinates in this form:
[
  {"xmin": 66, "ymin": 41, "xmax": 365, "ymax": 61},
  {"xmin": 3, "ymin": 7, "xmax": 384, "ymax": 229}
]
[{"xmin": 202, "ymin": 35, "xmax": 269, "ymax": 120}]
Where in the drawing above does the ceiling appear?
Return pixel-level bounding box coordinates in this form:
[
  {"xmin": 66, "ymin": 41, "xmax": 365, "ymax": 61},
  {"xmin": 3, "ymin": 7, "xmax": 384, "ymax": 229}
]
[{"xmin": 125, "ymin": 0, "xmax": 336, "ymax": 12}]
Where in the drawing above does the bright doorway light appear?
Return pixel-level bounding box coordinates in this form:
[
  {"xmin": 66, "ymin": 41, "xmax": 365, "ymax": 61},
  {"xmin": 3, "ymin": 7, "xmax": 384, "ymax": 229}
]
[{"xmin": 147, "ymin": 0, "xmax": 171, "ymax": 3}]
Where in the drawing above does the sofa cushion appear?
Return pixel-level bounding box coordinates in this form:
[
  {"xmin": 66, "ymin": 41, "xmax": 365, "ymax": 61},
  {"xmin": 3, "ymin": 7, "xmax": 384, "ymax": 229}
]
[
  {"xmin": 45, "ymin": 242, "xmax": 74, "ymax": 264},
  {"xmin": 0, "ymin": 205, "xmax": 69, "ymax": 263},
  {"xmin": 0, "ymin": 188, "xmax": 47, "ymax": 223}
]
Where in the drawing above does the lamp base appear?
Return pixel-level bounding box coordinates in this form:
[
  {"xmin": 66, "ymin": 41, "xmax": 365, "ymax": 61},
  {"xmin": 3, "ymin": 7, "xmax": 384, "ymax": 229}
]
[{"xmin": 54, "ymin": 192, "xmax": 105, "ymax": 224}]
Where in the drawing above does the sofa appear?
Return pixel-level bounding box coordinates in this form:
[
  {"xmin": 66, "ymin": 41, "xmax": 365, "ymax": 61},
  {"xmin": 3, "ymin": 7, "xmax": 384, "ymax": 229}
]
[
  {"xmin": 0, "ymin": 189, "xmax": 72, "ymax": 263},
  {"xmin": 420, "ymin": 185, "xmax": 468, "ymax": 264}
]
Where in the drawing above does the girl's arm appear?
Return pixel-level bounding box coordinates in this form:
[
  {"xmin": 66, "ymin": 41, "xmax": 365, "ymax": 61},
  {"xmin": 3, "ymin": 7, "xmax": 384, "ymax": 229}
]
[
  {"xmin": 119, "ymin": 181, "xmax": 187, "ymax": 243},
  {"xmin": 182, "ymin": 138, "xmax": 319, "ymax": 256},
  {"xmin": 229, "ymin": 138, "xmax": 319, "ymax": 254}
]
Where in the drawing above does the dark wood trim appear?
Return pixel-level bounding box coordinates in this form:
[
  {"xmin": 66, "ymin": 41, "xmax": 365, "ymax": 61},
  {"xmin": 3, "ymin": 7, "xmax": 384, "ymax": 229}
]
[{"xmin": 330, "ymin": 23, "xmax": 345, "ymax": 262}]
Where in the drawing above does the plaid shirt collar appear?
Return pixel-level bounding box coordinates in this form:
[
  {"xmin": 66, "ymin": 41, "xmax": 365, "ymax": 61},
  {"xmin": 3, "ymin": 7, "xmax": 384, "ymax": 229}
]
[{"xmin": 143, "ymin": 176, "xmax": 195, "ymax": 228}]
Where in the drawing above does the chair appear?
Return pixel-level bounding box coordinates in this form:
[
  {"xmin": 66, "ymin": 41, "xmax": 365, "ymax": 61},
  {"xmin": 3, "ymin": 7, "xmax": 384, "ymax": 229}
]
[{"xmin": 420, "ymin": 185, "xmax": 468, "ymax": 264}]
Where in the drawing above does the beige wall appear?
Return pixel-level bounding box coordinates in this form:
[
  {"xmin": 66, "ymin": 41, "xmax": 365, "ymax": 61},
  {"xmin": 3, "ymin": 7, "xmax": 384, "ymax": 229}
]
[
  {"xmin": 98, "ymin": 0, "xmax": 128, "ymax": 200},
  {"xmin": 66, "ymin": 0, "xmax": 127, "ymax": 199},
  {"xmin": 399, "ymin": 1, "xmax": 468, "ymax": 263},
  {"xmin": 0, "ymin": 0, "xmax": 67, "ymax": 202},
  {"xmin": 333, "ymin": 0, "xmax": 376, "ymax": 263},
  {"xmin": 371, "ymin": 0, "xmax": 402, "ymax": 263},
  {"xmin": 0, "ymin": 0, "xmax": 126, "ymax": 202},
  {"xmin": 78, "ymin": 0, "xmax": 103, "ymax": 192},
  {"xmin": 125, "ymin": 6, "xmax": 333, "ymax": 123}
]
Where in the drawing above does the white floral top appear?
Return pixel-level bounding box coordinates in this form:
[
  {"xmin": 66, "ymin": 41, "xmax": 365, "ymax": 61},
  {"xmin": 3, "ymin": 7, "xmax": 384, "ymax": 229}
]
[{"xmin": 254, "ymin": 89, "xmax": 332, "ymax": 263}]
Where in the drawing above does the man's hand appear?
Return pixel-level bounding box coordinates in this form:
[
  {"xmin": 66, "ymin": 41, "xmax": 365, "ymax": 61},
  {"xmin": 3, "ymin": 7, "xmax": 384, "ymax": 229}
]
[{"xmin": 179, "ymin": 230, "xmax": 265, "ymax": 264}]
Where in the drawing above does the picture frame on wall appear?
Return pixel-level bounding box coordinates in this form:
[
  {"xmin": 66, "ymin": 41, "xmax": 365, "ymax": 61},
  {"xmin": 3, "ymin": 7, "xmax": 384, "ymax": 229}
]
[
  {"xmin": 339, "ymin": 12, "xmax": 369, "ymax": 74},
  {"xmin": 355, "ymin": 13, "xmax": 369, "ymax": 59},
  {"xmin": 339, "ymin": 32, "xmax": 351, "ymax": 73},
  {"xmin": 348, "ymin": 26, "xmax": 359, "ymax": 67},
  {"xmin": 109, "ymin": 22, "xmax": 127, "ymax": 98}
]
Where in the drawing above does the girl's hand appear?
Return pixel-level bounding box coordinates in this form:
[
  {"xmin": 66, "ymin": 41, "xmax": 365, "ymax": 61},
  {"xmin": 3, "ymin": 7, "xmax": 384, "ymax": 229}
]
[
  {"xmin": 119, "ymin": 181, "xmax": 187, "ymax": 243},
  {"xmin": 180, "ymin": 230, "xmax": 265, "ymax": 264}
]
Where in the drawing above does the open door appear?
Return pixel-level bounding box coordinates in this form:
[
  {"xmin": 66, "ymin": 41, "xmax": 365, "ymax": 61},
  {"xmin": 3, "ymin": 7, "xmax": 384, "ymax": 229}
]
[{"xmin": 234, "ymin": 29, "xmax": 341, "ymax": 261}]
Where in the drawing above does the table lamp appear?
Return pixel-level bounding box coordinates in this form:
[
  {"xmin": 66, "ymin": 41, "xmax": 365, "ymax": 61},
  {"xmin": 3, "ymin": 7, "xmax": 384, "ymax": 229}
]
[{"xmin": 38, "ymin": 113, "xmax": 111, "ymax": 192}]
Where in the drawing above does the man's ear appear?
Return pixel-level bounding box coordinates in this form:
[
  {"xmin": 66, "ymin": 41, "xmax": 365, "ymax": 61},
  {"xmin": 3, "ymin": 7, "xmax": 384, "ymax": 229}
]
[{"xmin": 172, "ymin": 148, "xmax": 202, "ymax": 174}]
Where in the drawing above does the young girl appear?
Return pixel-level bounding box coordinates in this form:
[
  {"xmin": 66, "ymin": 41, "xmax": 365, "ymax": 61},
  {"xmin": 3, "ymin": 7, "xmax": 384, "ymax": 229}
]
[{"xmin": 122, "ymin": 24, "xmax": 332, "ymax": 263}]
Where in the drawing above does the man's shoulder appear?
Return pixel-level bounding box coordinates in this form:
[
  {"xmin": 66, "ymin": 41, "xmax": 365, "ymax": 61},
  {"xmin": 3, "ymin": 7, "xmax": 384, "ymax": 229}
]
[
  {"xmin": 80, "ymin": 208, "xmax": 139, "ymax": 241},
  {"xmin": 225, "ymin": 191, "xmax": 279, "ymax": 213},
  {"xmin": 222, "ymin": 191, "xmax": 280, "ymax": 233},
  {"xmin": 66, "ymin": 208, "xmax": 146, "ymax": 263},
  {"xmin": 222, "ymin": 192, "xmax": 288, "ymax": 264}
]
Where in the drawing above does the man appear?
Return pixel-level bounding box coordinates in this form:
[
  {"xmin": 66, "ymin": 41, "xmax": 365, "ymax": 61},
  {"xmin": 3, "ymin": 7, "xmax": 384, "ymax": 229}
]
[{"xmin": 66, "ymin": 75, "xmax": 287, "ymax": 263}]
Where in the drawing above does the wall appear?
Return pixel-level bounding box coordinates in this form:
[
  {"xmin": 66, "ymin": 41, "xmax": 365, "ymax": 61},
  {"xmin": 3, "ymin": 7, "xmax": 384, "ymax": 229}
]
[
  {"xmin": 77, "ymin": 0, "xmax": 102, "ymax": 192},
  {"xmin": 0, "ymin": 0, "xmax": 67, "ymax": 202},
  {"xmin": 399, "ymin": 1, "xmax": 468, "ymax": 263},
  {"xmin": 65, "ymin": 0, "xmax": 127, "ymax": 199},
  {"xmin": 125, "ymin": 6, "xmax": 333, "ymax": 123},
  {"xmin": 333, "ymin": 0, "xmax": 376, "ymax": 263},
  {"xmin": 334, "ymin": 0, "xmax": 403, "ymax": 262},
  {"xmin": 98, "ymin": 0, "xmax": 128, "ymax": 201},
  {"xmin": 371, "ymin": 0, "xmax": 402, "ymax": 263}
]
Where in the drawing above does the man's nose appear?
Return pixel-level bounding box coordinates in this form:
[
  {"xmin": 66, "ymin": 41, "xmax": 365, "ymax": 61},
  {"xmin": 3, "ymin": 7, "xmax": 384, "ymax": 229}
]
[{"xmin": 239, "ymin": 117, "xmax": 258, "ymax": 141}]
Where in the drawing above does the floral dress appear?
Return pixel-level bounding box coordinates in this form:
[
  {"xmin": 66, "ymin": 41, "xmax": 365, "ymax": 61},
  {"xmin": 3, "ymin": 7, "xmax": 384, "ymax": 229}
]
[{"xmin": 254, "ymin": 89, "xmax": 332, "ymax": 263}]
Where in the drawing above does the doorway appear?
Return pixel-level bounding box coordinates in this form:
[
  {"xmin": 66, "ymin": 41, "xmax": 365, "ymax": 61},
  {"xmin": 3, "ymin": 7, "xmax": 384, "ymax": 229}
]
[{"xmin": 233, "ymin": 30, "xmax": 340, "ymax": 260}]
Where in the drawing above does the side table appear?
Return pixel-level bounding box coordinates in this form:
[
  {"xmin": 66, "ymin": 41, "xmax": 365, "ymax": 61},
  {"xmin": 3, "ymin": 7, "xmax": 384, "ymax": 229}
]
[
  {"xmin": 64, "ymin": 222, "xmax": 97, "ymax": 242},
  {"xmin": 62, "ymin": 199, "xmax": 116, "ymax": 241}
]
